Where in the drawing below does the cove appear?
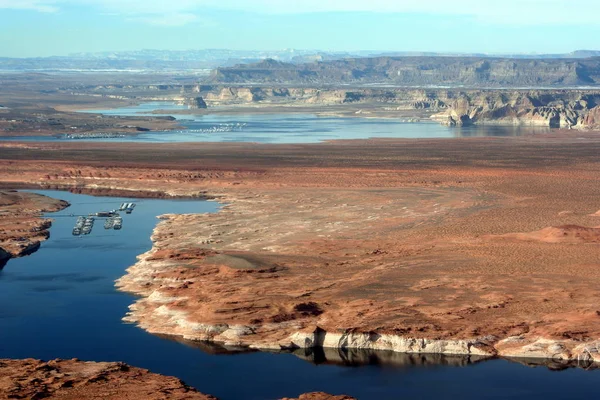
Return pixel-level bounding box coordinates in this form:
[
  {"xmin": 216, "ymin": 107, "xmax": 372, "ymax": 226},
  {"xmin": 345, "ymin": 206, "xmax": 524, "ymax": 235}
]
[{"xmin": 0, "ymin": 190, "xmax": 598, "ymax": 400}]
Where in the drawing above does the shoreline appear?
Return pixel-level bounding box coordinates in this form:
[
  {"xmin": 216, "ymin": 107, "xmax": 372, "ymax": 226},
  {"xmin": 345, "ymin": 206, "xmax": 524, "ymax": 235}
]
[{"xmin": 116, "ymin": 203, "xmax": 600, "ymax": 365}]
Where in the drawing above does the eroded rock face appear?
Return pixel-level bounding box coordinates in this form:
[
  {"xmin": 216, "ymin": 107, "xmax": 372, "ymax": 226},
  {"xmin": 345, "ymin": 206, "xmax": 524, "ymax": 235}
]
[
  {"xmin": 583, "ymin": 106, "xmax": 600, "ymax": 127},
  {"xmin": 433, "ymin": 92, "xmax": 600, "ymax": 128},
  {"xmin": 185, "ymin": 96, "xmax": 208, "ymax": 109}
]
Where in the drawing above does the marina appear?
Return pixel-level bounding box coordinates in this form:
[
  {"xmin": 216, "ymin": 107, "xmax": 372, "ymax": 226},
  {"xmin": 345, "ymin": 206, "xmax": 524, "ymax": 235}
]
[{"xmin": 71, "ymin": 202, "xmax": 135, "ymax": 235}]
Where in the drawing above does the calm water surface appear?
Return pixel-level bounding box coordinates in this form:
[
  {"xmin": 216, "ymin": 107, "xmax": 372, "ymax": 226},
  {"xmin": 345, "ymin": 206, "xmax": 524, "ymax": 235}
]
[
  {"xmin": 0, "ymin": 190, "xmax": 598, "ymax": 399},
  {"xmin": 0, "ymin": 102, "xmax": 548, "ymax": 143}
]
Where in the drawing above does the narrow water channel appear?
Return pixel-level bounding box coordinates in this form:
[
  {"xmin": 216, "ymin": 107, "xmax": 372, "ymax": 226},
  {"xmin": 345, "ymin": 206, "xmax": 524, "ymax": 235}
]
[{"xmin": 0, "ymin": 190, "xmax": 598, "ymax": 399}]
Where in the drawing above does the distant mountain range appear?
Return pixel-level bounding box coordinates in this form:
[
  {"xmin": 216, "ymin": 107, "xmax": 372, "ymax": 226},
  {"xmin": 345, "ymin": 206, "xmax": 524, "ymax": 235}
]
[{"xmin": 1, "ymin": 49, "xmax": 599, "ymax": 73}]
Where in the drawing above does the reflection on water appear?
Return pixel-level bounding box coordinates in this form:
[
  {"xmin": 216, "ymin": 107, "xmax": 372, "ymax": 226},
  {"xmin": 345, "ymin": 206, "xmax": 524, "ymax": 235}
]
[
  {"xmin": 293, "ymin": 346, "xmax": 487, "ymax": 368},
  {"xmin": 454, "ymin": 125, "xmax": 551, "ymax": 137},
  {"xmin": 169, "ymin": 335, "xmax": 599, "ymax": 372}
]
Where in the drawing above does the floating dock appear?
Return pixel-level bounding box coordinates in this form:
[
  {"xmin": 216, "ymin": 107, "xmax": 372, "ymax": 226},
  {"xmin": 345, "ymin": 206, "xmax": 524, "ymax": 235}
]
[{"xmin": 72, "ymin": 202, "xmax": 134, "ymax": 235}]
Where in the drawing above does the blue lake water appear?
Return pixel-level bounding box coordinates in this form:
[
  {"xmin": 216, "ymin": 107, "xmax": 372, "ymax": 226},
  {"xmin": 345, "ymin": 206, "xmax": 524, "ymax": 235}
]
[
  {"xmin": 0, "ymin": 102, "xmax": 547, "ymax": 143},
  {"xmin": 1, "ymin": 190, "xmax": 599, "ymax": 399}
]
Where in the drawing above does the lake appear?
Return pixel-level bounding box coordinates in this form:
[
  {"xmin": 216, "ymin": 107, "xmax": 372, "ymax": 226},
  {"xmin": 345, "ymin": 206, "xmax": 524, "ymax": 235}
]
[
  {"xmin": 0, "ymin": 102, "xmax": 548, "ymax": 144},
  {"xmin": 0, "ymin": 190, "xmax": 598, "ymax": 399}
]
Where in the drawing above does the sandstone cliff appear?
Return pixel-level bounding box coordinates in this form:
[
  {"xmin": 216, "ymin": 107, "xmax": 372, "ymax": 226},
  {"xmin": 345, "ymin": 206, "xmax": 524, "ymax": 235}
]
[{"xmin": 432, "ymin": 91, "xmax": 600, "ymax": 128}]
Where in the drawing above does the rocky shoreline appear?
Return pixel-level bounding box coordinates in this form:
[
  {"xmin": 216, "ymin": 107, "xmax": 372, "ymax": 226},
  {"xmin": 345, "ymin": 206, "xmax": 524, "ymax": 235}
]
[
  {"xmin": 0, "ymin": 190, "xmax": 69, "ymax": 268},
  {"xmin": 115, "ymin": 208, "xmax": 600, "ymax": 365}
]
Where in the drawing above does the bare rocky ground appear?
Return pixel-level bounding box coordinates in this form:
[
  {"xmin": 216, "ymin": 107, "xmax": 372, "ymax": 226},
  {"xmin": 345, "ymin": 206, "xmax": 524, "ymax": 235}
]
[{"xmin": 1, "ymin": 134, "xmax": 600, "ymax": 363}]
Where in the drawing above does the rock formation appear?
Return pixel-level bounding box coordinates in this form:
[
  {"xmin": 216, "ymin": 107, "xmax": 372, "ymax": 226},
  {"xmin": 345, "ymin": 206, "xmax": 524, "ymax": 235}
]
[
  {"xmin": 207, "ymin": 56, "xmax": 600, "ymax": 87},
  {"xmin": 0, "ymin": 358, "xmax": 216, "ymax": 400},
  {"xmin": 184, "ymin": 96, "xmax": 208, "ymax": 109},
  {"xmin": 431, "ymin": 91, "xmax": 600, "ymax": 128}
]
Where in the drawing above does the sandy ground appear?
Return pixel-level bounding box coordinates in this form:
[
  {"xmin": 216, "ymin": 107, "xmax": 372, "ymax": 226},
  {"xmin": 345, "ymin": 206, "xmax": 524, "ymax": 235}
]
[{"xmin": 1, "ymin": 134, "xmax": 600, "ymax": 361}]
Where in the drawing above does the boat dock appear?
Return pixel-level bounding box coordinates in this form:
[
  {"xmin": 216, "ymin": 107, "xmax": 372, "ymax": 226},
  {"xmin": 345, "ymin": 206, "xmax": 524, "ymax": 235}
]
[{"xmin": 72, "ymin": 202, "xmax": 136, "ymax": 236}]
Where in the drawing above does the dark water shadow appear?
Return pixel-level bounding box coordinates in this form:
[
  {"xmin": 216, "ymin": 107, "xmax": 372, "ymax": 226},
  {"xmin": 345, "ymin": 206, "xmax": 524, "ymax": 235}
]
[{"xmin": 164, "ymin": 336, "xmax": 600, "ymax": 372}]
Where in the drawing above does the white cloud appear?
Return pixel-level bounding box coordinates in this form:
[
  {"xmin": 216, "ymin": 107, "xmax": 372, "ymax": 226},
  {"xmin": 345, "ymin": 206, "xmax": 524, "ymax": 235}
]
[{"xmin": 0, "ymin": 0, "xmax": 598, "ymax": 26}]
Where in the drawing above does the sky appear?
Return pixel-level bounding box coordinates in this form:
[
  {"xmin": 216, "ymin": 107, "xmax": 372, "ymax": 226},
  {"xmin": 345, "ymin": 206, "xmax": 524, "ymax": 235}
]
[{"xmin": 0, "ymin": 0, "xmax": 599, "ymax": 57}]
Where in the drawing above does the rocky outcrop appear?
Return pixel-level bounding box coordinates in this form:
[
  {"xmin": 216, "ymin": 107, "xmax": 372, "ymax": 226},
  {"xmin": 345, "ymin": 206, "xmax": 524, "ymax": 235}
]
[
  {"xmin": 206, "ymin": 56, "xmax": 600, "ymax": 87},
  {"xmin": 183, "ymin": 96, "xmax": 208, "ymax": 109},
  {"xmin": 0, "ymin": 358, "xmax": 217, "ymax": 400},
  {"xmin": 0, "ymin": 191, "xmax": 69, "ymax": 265},
  {"xmin": 583, "ymin": 105, "xmax": 600, "ymax": 127},
  {"xmin": 432, "ymin": 91, "xmax": 600, "ymax": 128}
]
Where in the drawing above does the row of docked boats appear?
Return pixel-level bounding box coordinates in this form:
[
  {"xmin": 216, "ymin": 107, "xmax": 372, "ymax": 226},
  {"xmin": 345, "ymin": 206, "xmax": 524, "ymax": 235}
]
[
  {"xmin": 119, "ymin": 202, "xmax": 136, "ymax": 214},
  {"xmin": 72, "ymin": 216, "xmax": 94, "ymax": 236},
  {"xmin": 103, "ymin": 216, "xmax": 123, "ymax": 230}
]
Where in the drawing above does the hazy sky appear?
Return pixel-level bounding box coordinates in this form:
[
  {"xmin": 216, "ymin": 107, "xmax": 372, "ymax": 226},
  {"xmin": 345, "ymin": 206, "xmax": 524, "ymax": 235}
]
[{"xmin": 1, "ymin": 0, "xmax": 599, "ymax": 57}]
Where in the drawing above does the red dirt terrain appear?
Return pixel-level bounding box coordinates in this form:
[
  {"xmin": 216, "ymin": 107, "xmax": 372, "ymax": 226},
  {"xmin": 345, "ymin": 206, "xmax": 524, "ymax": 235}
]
[{"xmin": 1, "ymin": 134, "xmax": 600, "ymax": 361}]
